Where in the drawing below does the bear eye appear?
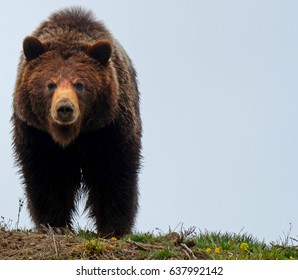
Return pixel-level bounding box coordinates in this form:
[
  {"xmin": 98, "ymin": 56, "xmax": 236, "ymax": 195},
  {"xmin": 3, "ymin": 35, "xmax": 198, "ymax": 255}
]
[
  {"xmin": 47, "ymin": 82, "xmax": 57, "ymax": 91},
  {"xmin": 74, "ymin": 82, "xmax": 84, "ymax": 92}
]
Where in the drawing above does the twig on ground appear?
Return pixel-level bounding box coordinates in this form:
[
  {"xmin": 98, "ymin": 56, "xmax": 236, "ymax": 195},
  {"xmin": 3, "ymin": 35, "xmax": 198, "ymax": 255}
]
[
  {"xmin": 126, "ymin": 240, "xmax": 164, "ymax": 251},
  {"xmin": 180, "ymin": 243, "xmax": 197, "ymax": 260}
]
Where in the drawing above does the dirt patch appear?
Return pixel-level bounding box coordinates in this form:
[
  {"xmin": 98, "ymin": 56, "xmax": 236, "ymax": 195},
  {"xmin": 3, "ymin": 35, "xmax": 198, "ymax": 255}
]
[{"xmin": 0, "ymin": 230, "xmax": 84, "ymax": 259}]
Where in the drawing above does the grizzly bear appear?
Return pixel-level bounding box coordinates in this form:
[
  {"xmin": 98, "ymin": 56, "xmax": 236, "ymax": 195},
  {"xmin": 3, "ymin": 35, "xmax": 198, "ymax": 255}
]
[{"xmin": 12, "ymin": 7, "xmax": 141, "ymax": 237}]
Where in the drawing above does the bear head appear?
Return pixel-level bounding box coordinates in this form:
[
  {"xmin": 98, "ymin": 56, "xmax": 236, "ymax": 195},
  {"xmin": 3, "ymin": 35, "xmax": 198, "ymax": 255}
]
[{"xmin": 14, "ymin": 36, "xmax": 119, "ymax": 147}]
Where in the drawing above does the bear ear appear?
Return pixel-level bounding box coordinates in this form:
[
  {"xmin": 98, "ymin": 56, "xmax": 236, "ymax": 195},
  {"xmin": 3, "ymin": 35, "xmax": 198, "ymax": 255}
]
[
  {"xmin": 23, "ymin": 36, "xmax": 45, "ymax": 61},
  {"xmin": 88, "ymin": 40, "xmax": 112, "ymax": 66}
]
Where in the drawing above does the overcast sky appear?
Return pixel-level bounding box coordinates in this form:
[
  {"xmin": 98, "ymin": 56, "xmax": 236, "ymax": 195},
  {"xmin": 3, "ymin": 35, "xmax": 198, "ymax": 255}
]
[{"xmin": 1, "ymin": 0, "xmax": 298, "ymax": 243}]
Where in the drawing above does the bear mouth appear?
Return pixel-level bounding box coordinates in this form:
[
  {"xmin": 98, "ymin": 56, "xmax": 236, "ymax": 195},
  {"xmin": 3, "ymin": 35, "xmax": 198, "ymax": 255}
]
[{"xmin": 52, "ymin": 118, "xmax": 78, "ymax": 126}]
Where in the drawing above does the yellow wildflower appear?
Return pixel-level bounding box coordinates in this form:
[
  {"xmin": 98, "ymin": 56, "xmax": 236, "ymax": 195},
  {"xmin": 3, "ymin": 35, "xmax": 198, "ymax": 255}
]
[
  {"xmin": 205, "ymin": 248, "xmax": 212, "ymax": 253},
  {"xmin": 111, "ymin": 237, "xmax": 118, "ymax": 241},
  {"xmin": 214, "ymin": 247, "xmax": 221, "ymax": 253},
  {"xmin": 240, "ymin": 242, "xmax": 249, "ymax": 251}
]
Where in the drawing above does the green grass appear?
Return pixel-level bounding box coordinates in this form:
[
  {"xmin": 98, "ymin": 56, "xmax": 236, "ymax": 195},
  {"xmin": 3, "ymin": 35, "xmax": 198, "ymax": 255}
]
[
  {"xmin": 193, "ymin": 230, "xmax": 298, "ymax": 260},
  {"xmin": 75, "ymin": 227, "xmax": 298, "ymax": 260}
]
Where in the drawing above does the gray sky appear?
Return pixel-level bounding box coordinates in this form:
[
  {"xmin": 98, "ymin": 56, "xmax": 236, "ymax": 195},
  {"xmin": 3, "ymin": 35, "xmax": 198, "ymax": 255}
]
[{"xmin": 1, "ymin": 0, "xmax": 298, "ymax": 243}]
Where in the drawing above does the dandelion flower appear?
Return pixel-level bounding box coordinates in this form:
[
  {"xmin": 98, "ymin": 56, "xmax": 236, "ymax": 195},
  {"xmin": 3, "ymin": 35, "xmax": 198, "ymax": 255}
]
[
  {"xmin": 214, "ymin": 247, "xmax": 221, "ymax": 253},
  {"xmin": 240, "ymin": 242, "xmax": 249, "ymax": 251},
  {"xmin": 205, "ymin": 248, "xmax": 212, "ymax": 253}
]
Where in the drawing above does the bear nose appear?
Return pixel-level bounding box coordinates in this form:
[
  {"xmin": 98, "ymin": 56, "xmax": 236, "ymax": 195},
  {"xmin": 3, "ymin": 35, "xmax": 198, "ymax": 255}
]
[{"xmin": 56, "ymin": 101, "xmax": 75, "ymax": 121}]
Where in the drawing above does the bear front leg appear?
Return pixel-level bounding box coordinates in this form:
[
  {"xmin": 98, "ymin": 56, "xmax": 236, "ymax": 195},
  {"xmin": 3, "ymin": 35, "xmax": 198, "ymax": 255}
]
[
  {"xmin": 85, "ymin": 177, "xmax": 138, "ymax": 238},
  {"xmin": 81, "ymin": 129, "xmax": 140, "ymax": 238},
  {"xmin": 13, "ymin": 122, "xmax": 81, "ymax": 231}
]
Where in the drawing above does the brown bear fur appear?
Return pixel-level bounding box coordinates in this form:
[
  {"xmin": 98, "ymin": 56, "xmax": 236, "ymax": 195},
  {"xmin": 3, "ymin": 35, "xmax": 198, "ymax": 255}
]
[{"xmin": 12, "ymin": 7, "xmax": 141, "ymax": 237}]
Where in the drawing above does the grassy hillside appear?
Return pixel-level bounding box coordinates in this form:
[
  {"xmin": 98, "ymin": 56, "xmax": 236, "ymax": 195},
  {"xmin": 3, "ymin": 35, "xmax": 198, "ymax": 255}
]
[{"xmin": 0, "ymin": 219, "xmax": 297, "ymax": 260}]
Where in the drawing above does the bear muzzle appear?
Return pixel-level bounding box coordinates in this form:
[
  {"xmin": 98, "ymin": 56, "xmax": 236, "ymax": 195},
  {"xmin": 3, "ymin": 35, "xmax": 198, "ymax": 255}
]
[
  {"xmin": 49, "ymin": 98, "xmax": 82, "ymax": 147},
  {"xmin": 51, "ymin": 100, "xmax": 80, "ymax": 125}
]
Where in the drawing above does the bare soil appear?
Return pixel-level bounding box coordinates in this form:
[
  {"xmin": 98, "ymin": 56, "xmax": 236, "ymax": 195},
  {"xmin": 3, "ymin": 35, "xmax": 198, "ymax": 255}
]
[{"xmin": 0, "ymin": 230, "xmax": 85, "ymax": 259}]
